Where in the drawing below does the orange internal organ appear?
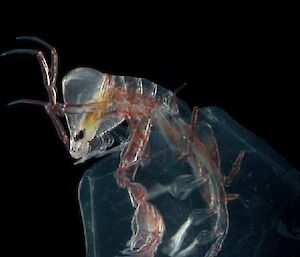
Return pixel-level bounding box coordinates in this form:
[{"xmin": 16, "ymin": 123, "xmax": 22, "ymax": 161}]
[{"xmin": 80, "ymin": 82, "xmax": 113, "ymax": 135}]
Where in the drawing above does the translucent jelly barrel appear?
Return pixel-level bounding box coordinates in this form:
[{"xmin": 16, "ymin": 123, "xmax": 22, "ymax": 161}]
[{"xmin": 79, "ymin": 107, "xmax": 300, "ymax": 257}]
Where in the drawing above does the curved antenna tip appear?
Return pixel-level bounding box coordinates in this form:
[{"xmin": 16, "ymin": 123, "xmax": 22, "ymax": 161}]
[
  {"xmin": 16, "ymin": 36, "xmax": 25, "ymax": 40},
  {"xmin": 15, "ymin": 36, "xmax": 53, "ymax": 50},
  {"xmin": 7, "ymin": 100, "xmax": 27, "ymax": 107},
  {"xmin": 7, "ymin": 99, "xmax": 47, "ymax": 107},
  {"xmin": 16, "ymin": 36, "xmax": 36, "ymax": 41},
  {"xmin": 0, "ymin": 52, "xmax": 8, "ymax": 57},
  {"xmin": 0, "ymin": 49, "xmax": 39, "ymax": 57}
]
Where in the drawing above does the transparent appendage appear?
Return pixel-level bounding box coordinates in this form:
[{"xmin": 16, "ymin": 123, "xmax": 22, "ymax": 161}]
[{"xmin": 79, "ymin": 107, "xmax": 300, "ymax": 257}]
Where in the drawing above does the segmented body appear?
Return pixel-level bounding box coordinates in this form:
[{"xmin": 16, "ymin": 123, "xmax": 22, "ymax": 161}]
[
  {"xmin": 3, "ymin": 37, "xmax": 244, "ymax": 257},
  {"xmin": 92, "ymin": 73, "xmax": 230, "ymax": 257},
  {"xmin": 95, "ymin": 75, "xmax": 172, "ymax": 256}
]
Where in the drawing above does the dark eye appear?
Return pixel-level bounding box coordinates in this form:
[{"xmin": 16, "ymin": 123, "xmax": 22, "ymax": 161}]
[{"xmin": 74, "ymin": 129, "xmax": 85, "ymax": 141}]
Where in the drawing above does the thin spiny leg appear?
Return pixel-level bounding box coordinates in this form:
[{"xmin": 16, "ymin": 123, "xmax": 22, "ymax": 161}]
[
  {"xmin": 187, "ymin": 106, "xmax": 200, "ymax": 157},
  {"xmin": 16, "ymin": 36, "xmax": 58, "ymax": 85},
  {"xmin": 45, "ymin": 106, "xmax": 69, "ymax": 149},
  {"xmin": 191, "ymin": 106, "xmax": 200, "ymax": 127},
  {"xmin": 1, "ymin": 48, "xmax": 55, "ymax": 104},
  {"xmin": 177, "ymin": 106, "xmax": 200, "ymax": 161},
  {"xmin": 37, "ymin": 51, "xmax": 50, "ymax": 85},
  {"xmin": 35, "ymin": 49, "xmax": 66, "ymax": 147},
  {"xmin": 50, "ymin": 48, "xmax": 58, "ymax": 85},
  {"xmin": 2, "ymin": 40, "xmax": 70, "ymax": 150},
  {"xmin": 7, "ymin": 98, "xmax": 68, "ymax": 149},
  {"xmin": 224, "ymin": 150, "xmax": 246, "ymax": 187}
]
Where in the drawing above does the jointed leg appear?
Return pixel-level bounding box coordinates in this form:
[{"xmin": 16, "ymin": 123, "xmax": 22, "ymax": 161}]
[
  {"xmin": 177, "ymin": 106, "xmax": 200, "ymax": 161},
  {"xmin": 16, "ymin": 36, "xmax": 58, "ymax": 86},
  {"xmin": 188, "ymin": 106, "xmax": 200, "ymax": 156},
  {"xmin": 2, "ymin": 37, "xmax": 69, "ymax": 150},
  {"xmin": 45, "ymin": 105, "xmax": 69, "ymax": 149},
  {"xmin": 224, "ymin": 150, "xmax": 246, "ymax": 187}
]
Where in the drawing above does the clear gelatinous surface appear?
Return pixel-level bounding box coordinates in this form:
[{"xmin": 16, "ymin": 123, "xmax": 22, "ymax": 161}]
[
  {"xmin": 79, "ymin": 106, "xmax": 300, "ymax": 257},
  {"xmin": 3, "ymin": 37, "xmax": 299, "ymax": 257}
]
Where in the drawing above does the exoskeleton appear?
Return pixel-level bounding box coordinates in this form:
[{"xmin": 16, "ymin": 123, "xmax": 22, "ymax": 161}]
[{"xmin": 2, "ymin": 37, "xmax": 245, "ymax": 257}]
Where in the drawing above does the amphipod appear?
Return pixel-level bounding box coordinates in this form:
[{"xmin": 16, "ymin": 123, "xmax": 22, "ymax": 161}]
[{"xmin": 2, "ymin": 37, "xmax": 244, "ymax": 257}]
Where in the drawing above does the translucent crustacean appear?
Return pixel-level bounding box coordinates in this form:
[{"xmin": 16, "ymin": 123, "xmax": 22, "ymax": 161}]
[{"xmin": 2, "ymin": 37, "xmax": 246, "ymax": 257}]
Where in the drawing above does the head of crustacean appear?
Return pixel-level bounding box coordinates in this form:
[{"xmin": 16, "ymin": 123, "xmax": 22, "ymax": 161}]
[{"xmin": 62, "ymin": 67, "xmax": 125, "ymax": 162}]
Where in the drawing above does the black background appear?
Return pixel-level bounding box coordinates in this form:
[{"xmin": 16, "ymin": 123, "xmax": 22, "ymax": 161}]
[{"xmin": 0, "ymin": 7, "xmax": 299, "ymax": 257}]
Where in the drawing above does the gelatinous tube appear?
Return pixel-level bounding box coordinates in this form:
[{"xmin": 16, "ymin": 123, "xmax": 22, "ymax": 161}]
[
  {"xmin": 163, "ymin": 208, "xmax": 217, "ymax": 256},
  {"xmin": 173, "ymin": 239, "xmax": 198, "ymax": 257},
  {"xmin": 147, "ymin": 174, "xmax": 207, "ymax": 201}
]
